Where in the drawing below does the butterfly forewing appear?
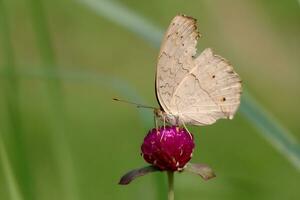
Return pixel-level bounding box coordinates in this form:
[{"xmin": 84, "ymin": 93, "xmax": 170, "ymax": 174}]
[
  {"xmin": 156, "ymin": 15, "xmax": 242, "ymax": 125},
  {"xmin": 156, "ymin": 15, "xmax": 199, "ymax": 113}
]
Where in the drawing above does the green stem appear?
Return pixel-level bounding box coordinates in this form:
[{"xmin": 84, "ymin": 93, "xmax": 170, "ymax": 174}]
[{"xmin": 167, "ymin": 171, "xmax": 174, "ymax": 200}]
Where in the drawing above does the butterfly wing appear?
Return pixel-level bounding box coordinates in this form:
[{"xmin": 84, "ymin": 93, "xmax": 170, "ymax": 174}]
[
  {"xmin": 171, "ymin": 48, "xmax": 242, "ymax": 125},
  {"xmin": 156, "ymin": 15, "xmax": 242, "ymax": 125},
  {"xmin": 156, "ymin": 15, "xmax": 199, "ymax": 113}
]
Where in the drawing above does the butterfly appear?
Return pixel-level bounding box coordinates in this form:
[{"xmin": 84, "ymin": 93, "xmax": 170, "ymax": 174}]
[{"xmin": 154, "ymin": 15, "xmax": 242, "ymax": 126}]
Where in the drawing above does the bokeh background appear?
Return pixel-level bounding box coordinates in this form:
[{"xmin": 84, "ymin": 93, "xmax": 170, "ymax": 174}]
[{"xmin": 0, "ymin": 0, "xmax": 300, "ymax": 200}]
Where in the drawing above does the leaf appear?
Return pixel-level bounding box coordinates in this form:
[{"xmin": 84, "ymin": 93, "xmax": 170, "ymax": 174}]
[
  {"xmin": 119, "ymin": 165, "xmax": 161, "ymax": 185},
  {"xmin": 185, "ymin": 163, "xmax": 216, "ymax": 181}
]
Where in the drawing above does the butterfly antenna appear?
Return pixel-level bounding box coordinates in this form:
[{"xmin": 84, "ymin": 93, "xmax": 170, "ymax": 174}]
[{"xmin": 113, "ymin": 98, "xmax": 156, "ymax": 109}]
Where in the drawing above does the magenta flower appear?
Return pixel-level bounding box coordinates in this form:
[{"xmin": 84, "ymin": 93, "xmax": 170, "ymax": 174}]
[
  {"xmin": 141, "ymin": 126, "xmax": 195, "ymax": 171},
  {"xmin": 119, "ymin": 126, "xmax": 215, "ymax": 185}
]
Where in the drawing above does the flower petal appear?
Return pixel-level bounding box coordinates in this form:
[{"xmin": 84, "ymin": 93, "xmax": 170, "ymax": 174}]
[{"xmin": 119, "ymin": 165, "xmax": 160, "ymax": 185}]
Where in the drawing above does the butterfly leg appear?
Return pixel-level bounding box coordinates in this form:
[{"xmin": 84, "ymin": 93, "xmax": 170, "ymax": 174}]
[
  {"xmin": 154, "ymin": 115, "xmax": 158, "ymax": 130},
  {"xmin": 175, "ymin": 116, "xmax": 180, "ymax": 126},
  {"xmin": 182, "ymin": 121, "xmax": 193, "ymax": 139},
  {"xmin": 160, "ymin": 116, "xmax": 166, "ymax": 142}
]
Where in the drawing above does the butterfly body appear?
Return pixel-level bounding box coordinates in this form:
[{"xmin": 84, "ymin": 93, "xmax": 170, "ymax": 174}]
[{"xmin": 155, "ymin": 15, "xmax": 242, "ymax": 126}]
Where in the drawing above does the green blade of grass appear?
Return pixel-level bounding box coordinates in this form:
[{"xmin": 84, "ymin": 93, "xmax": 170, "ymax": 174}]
[
  {"xmin": 240, "ymin": 91, "xmax": 300, "ymax": 170},
  {"xmin": 0, "ymin": 1, "xmax": 35, "ymax": 199},
  {"xmin": 78, "ymin": 0, "xmax": 300, "ymax": 172},
  {"xmin": 11, "ymin": 67, "xmax": 154, "ymax": 126},
  {"xmin": 77, "ymin": 0, "xmax": 162, "ymax": 48},
  {"xmin": 26, "ymin": 0, "xmax": 79, "ymax": 200},
  {"xmin": 0, "ymin": 131, "xmax": 24, "ymax": 200}
]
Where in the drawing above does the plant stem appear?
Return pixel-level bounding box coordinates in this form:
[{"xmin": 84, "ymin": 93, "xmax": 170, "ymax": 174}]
[{"xmin": 167, "ymin": 171, "xmax": 174, "ymax": 200}]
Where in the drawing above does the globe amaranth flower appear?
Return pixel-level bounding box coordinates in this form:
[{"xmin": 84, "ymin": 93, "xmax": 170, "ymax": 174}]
[
  {"xmin": 141, "ymin": 126, "xmax": 195, "ymax": 171},
  {"xmin": 119, "ymin": 126, "xmax": 215, "ymax": 185}
]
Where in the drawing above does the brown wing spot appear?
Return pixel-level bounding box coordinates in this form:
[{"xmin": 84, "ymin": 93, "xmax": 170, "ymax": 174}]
[
  {"xmin": 212, "ymin": 75, "xmax": 216, "ymax": 79},
  {"xmin": 182, "ymin": 43, "xmax": 185, "ymax": 46},
  {"xmin": 221, "ymin": 97, "xmax": 226, "ymax": 102}
]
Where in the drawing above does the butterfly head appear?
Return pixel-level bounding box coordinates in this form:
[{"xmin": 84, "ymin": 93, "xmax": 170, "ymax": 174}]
[{"xmin": 154, "ymin": 108, "xmax": 180, "ymax": 125}]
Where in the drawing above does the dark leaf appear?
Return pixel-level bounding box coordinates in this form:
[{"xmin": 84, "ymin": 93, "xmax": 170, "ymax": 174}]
[
  {"xmin": 185, "ymin": 163, "xmax": 216, "ymax": 180},
  {"xmin": 119, "ymin": 165, "xmax": 160, "ymax": 185}
]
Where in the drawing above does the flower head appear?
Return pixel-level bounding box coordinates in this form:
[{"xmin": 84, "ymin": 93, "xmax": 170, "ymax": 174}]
[{"xmin": 141, "ymin": 126, "xmax": 195, "ymax": 171}]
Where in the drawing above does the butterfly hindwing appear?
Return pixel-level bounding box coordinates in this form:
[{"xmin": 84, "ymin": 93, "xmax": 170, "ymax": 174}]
[{"xmin": 171, "ymin": 48, "xmax": 242, "ymax": 125}]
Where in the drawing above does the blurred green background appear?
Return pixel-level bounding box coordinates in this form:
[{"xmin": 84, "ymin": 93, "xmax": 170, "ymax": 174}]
[{"xmin": 0, "ymin": 0, "xmax": 300, "ymax": 200}]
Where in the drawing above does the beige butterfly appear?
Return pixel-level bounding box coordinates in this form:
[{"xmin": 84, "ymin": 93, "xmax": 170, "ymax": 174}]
[{"xmin": 154, "ymin": 15, "xmax": 242, "ymax": 126}]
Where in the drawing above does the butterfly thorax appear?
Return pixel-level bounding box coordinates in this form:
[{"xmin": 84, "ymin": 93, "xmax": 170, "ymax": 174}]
[{"xmin": 154, "ymin": 108, "xmax": 181, "ymax": 125}]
